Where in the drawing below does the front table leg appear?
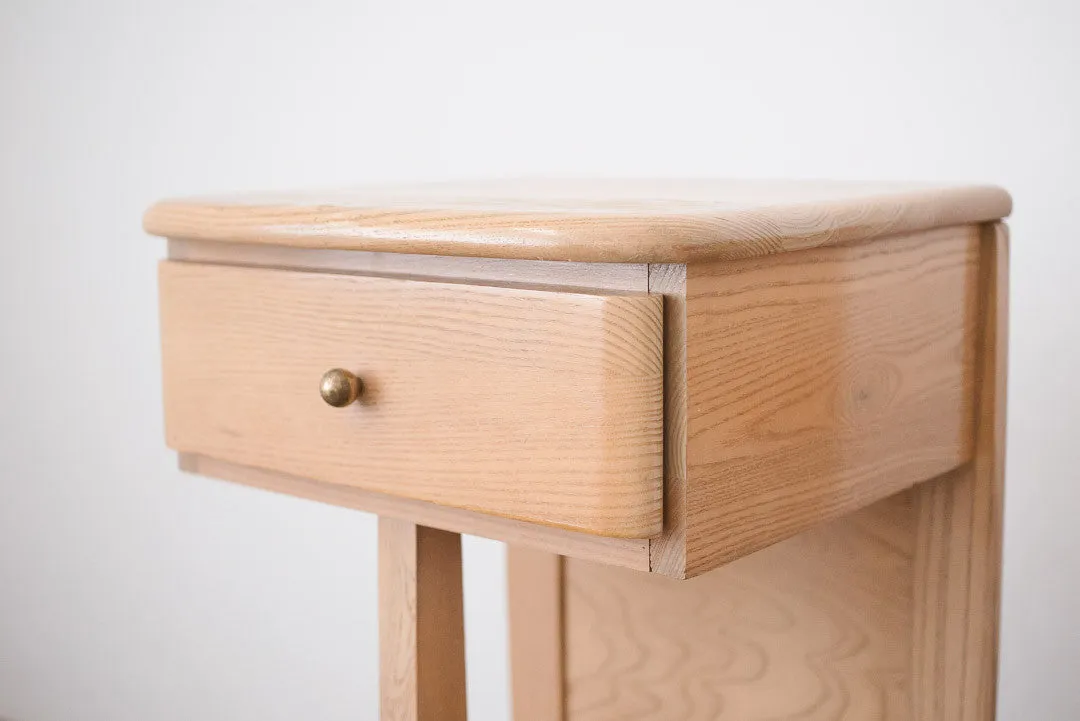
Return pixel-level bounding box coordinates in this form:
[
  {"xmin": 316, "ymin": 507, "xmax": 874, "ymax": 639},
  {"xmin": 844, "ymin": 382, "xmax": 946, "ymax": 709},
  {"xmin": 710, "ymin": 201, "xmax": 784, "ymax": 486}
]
[{"xmin": 378, "ymin": 517, "xmax": 467, "ymax": 721}]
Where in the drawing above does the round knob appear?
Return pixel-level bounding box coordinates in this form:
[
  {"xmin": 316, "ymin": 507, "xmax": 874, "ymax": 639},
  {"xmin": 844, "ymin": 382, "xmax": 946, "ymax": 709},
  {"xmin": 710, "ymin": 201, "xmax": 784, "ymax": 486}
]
[{"xmin": 319, "ymin": 368, "xmax": 363, "ymax": 407}]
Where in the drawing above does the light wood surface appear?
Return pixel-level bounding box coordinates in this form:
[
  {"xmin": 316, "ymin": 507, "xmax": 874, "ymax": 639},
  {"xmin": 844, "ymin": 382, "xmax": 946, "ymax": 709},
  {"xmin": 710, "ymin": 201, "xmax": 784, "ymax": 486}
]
[
  {"xmin": 171, "ymin": 234, "xmax": 653, "ymax": 571},
  {"xmin": 379, "ymin": 518, "xmax": 466, "ymax": 721},
  {"xmin": 506, "ymin": 224, "xmax": 1008, "ymax": 720},
  {"xmin": 508, "ymin": 547, "xmax": 566, "ymax": 721},
  {"xmin": 168, "ymin": 238, "xmax": 650, "ymax": 292},
  {"xmin": 178, "ymin": 454, "xmax": 650, "ymax": 571},
  {"xmin": 147, "ymin": 183, "xmax": 1011, "ymax": 721},
  {"xmin": 159, "ymin": 261, "xmax": 664, "ymax": 538},
  {"xmin": 682, "ymin": 225, "xmax": 980, "ymax": 576},
  {"xmin": 145, "ymin": 179, "xmax": 1011, "ymax": 263},
  {"xmin": 911, "ymin": 222, "xmax": 1007, "ymax": 721},
  {"xmin": 645, "ymin": 264, "xmax": 688, "ymax": 576},
  {"xmin": 564, "ymin": 492, "xmax": 915, "ymax": 721}
]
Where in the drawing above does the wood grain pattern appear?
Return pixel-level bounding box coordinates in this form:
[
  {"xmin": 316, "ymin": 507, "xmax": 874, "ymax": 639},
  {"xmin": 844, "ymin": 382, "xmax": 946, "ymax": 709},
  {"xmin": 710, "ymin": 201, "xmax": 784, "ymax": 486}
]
[
  {"xmin": 379, "ymin": 518, "xmax": 466, "ymax": 721},
  {"xmin": 564, "ymin": 492, "xmax": 915, "ymax": 721},
  {"xmin": 508, "ymin": 548, "xmax": 566, "ymax": 721},
  {"xmin": 646, "ymin": 264, "xmax": 688, "ymax": 576},
  {"xmin": 159, "ymin": 261, "xmax": 664, "ymax": 538},
  {"xmin": 912, "ymin": 222, "xmax": 1008, "ymax": 721},
  {"xmin": 179, "ymin": 453, "xmax": 650, "ymax": 571},
  {"xmin": 144, "ymin": 179, "xmax": 1011, "ymax": 263},
  {"xmin": 170, "ymin": 235, "xmax": 652, "ymax": 572},
  {"xmin": 683, "ymin": 225, "xmax": 981, "ymax": 576},
  {"xmin": 168, "ymin": 238, "xmax": 650, "ymax": 292}
]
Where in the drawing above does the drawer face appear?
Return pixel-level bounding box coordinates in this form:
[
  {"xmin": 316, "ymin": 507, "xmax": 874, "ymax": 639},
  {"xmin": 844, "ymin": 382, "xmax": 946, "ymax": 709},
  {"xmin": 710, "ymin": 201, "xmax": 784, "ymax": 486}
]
[{"xmin": 158, "ymin": 262, "xmax": 664, "ymax": 538}]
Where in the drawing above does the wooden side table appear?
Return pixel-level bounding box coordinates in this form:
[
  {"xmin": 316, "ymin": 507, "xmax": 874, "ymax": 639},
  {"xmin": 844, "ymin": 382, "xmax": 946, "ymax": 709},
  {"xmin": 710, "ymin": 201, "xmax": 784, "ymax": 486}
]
[{"xmin": 145, "ymin": 180, "xmax": 1010, "ymax": 721}]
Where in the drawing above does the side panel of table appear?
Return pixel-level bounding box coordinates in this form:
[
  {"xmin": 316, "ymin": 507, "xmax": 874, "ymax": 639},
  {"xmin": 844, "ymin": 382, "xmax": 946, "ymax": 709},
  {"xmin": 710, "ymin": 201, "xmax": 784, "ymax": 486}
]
[
  {"xmin": 562, "ymin": 493, "xmax": 916, "ymax": 720},
  {"xmin": 510, "ymin": 222, "xmax": 1006, "ymax": 721},
  {"xmin": 681, "ymin": 224, "xmax": 981, "ymax": 576}
]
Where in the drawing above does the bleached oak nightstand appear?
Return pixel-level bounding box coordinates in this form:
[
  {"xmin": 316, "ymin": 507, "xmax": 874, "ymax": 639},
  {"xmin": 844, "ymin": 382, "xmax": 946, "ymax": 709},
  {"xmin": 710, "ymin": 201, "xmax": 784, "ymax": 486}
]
[{"xmin": 145, "ymin": 180, "xmax": 1010, "ymax": 721}]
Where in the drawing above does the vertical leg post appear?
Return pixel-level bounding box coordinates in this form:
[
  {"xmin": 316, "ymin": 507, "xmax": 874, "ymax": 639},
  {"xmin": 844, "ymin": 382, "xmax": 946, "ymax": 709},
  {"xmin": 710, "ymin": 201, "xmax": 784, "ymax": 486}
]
[
  {"xmin": 379, "ymin": 517, "xmax": 467, "ymax": 721},
  {"xmin": 912, "ymin": 222, "xmax": 1008, "ymax": 720},
  {"xmin": 508, "ymin": 547, "xmax": 565, "ymax": 721}
]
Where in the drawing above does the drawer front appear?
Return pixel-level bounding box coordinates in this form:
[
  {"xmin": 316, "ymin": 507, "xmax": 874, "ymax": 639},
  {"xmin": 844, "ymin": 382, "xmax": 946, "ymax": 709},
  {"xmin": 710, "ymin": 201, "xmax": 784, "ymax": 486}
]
[{"xmin": 158, "ymin": 261, "xmax": 664, "ymax": 538}]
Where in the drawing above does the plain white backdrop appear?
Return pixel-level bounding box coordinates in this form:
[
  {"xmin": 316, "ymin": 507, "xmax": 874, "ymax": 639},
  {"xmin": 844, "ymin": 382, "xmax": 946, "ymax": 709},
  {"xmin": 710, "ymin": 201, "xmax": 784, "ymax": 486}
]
[{"xmin": 1, "ymin": 1, "xmax": 1078, "ymax": 719}]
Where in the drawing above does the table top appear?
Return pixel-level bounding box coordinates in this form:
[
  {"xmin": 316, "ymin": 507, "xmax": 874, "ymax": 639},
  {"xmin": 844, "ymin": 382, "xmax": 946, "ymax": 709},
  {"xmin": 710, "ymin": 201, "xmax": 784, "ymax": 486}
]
[{"xmin": 144, "ymin": 179, "xmax": 1011, "ymax": 263}]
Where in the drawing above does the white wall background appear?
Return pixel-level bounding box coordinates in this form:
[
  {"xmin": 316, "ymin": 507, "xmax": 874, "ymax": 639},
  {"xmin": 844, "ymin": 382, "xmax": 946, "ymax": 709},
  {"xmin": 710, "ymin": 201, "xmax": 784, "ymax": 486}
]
[{"xmin": 1, "ymin": 1, "xmax": 1078, "ymax": 719}]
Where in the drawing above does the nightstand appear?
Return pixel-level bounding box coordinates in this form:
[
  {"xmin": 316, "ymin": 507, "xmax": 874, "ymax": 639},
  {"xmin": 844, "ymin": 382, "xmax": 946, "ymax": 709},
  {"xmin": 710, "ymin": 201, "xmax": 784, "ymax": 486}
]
[{"xmin": 145, "ymin": 179, "xmax": 1009, "ymax": 721}]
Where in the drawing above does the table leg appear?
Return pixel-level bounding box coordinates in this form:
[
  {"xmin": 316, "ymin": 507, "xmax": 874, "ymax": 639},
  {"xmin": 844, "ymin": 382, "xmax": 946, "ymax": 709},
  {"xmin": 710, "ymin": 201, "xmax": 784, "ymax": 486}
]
[
  {"xmin": 508, "ymin": 546, "xmax": 565, "ymax": 721},
  {"xmin": 379, "ymin": 517, "xmax": 467, "ymax": 721},
  {"xmin": 911, "ymin": 222, "xmax": 1008, "ymax": 721}
]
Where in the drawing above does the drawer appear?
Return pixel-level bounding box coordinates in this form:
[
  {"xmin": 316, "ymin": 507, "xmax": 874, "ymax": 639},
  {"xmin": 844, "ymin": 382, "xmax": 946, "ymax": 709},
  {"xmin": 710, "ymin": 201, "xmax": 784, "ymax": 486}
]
[{"xmin": 158, "ymin": 261, "xmax": 664, "ymax": 538}]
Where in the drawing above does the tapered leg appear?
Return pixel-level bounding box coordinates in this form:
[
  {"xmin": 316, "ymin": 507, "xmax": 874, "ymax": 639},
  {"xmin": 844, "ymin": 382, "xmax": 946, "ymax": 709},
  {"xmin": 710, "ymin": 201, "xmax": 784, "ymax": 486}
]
[
  {"xmin": 911, "ymin": 223, "xmax": 1008, "ymax": 721},
  {"xmin": 379, "ymin": 517, "xmax": 467, "ymax": 721}
]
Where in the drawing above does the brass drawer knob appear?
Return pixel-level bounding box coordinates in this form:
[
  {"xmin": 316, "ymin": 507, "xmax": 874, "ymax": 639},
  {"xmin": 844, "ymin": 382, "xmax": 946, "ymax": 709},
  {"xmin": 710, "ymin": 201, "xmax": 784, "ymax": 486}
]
[{"xmin": 320, "ymin": 368, "xmax": 363, "ymax": 407}]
